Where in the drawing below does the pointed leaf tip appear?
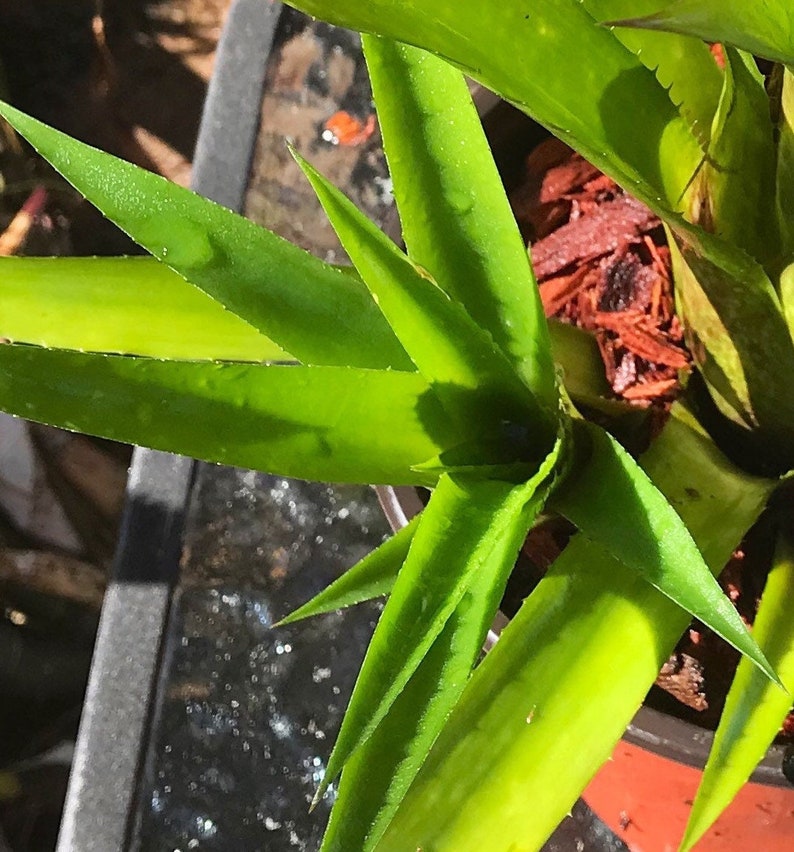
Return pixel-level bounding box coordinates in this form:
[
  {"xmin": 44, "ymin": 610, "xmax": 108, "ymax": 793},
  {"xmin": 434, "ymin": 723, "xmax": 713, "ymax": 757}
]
[
  {"xmin": 552, "ymin": 421, "xmax": 779, "ymax": 686},
  {"xmin": 680, "ymin": 530, "xmax": 794, "ymax": 849},
  {"xmin": 276, "ymin": 517, "xmax": 417, "ymax": 626},
  {"xmin": 291, "ymin": 146, "xmax": 553, "ymax": 443},
  {"xmin": 362, "ymin": 34, "xmax": 557, "ymax": 409},
  {"xmin": 0, "ymin": 100, "xmax": 413, "ymax": 372}
]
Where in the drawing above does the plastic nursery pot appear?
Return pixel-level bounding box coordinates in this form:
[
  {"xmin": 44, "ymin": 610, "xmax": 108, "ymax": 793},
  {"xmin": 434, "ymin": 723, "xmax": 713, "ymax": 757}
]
[{"xmin": 376, "ymin": 487, "xmax": 794, "ymax": 852}]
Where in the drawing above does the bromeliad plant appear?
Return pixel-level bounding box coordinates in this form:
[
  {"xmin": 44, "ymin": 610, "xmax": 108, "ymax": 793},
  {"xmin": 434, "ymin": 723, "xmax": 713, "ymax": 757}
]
[{"xmin": 1, "ymin": 2, "xmax": 794, "ymax": 850}]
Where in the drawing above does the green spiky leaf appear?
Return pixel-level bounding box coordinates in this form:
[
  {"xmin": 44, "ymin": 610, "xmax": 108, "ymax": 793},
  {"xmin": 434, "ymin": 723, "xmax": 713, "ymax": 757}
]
[
  {"xmin": 362, "ymin": 36, "xmax": 556, "ymax": 411},
  {"xmin": 0, "ymin": 345, "xmax": 476, "ymax": 486},
  {"xmin": 0, "ymin": 256, "xmax": 286, "ymax": 362},
  {"xmin": 609, "ymin": 0, "xmax": 794, "ymax": 65},
  {"xmin": 317, "ymin": 440, "xmax": 561, "ymax": 802},
  {"xmin": 687, "ymin": 47, "xmax": 778, "ymax": 266},
  {"xmin": 551, "ymin": 420, "xmax": 776, "ymax": 682},
  {"xmin": 285, "ymin": 0, "xmax": 702, "ymax": 216},
  {"xmin": 0, "ymin": 101, "xmax": 412, "ymax": 372},
  {"xmin": 668, "ymin": 229, "xmax": 794, "ymax": 469},
  {"xmin": 583, "ymin": 0, "xmax": 722, "ymax": 147},
  {"xmin": 321, "ymin": 499, "xmax": 533, "ymax": 852},
  {"xmin": 680, "ymin": 529, "xmax": 794, "ymax": 851},
  {"xmin": 292, "ymin": 148, "xmax": 554, "ymax": 444},
  {"xmin": 278, "ymin": 517, "xmax": 418, "ymax": 625},
  {"xmin": 373, "ymin": 410, "xmax": 774, "ymax": 851}
]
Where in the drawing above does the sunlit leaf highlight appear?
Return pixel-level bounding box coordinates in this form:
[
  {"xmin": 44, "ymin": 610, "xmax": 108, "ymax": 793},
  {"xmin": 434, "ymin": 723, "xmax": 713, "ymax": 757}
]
[
  {"xmin": 292, "ymin": 148, "xmax": 554, "ymax": 444},
  {"xmin": 0, "ymin": 345, "xmax": 474, "ymax": 486},
  {"xmin": 0, "ymin": 256, "xmax": 286, "ymax": 362},
  {"xmin": 316, "ymin": 459, "xmax": 558, "ymax": 802},
  {"xmin": 374, "ymin": 411, "xmax": 774, "ymax": 851},
  {"xmin": 321, "ymin": 497, "xmax": 538, "ymax": 852},
  {"xmin": 552, "ymin": 420, "xmax": 776, "ymax": 682},
  {"xmin": 0, "ymin": 101, "xmax": 412, "ymax": 372},
  {"xmin": 362, "ymin": 36, "xmax": 557, "ymax": 411},
  {"xmin": 285, "ymin": 0, "xmax": 703, "ymax": 217},
  {"xmin": 609, "ymin": 0, "xmax": 794, "ymax": 65}
]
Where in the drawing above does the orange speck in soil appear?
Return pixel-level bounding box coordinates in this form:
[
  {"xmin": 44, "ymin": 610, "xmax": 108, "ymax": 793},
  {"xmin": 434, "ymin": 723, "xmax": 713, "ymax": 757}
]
[{"xmin": 323, "ymin": 111, "xmax": 377, "ymax": 146}]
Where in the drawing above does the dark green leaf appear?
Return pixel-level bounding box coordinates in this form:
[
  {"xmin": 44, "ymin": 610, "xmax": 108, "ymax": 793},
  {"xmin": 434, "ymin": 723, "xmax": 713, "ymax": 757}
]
[
  {"xmin": 609, "ymin": 0, "xmax": 794, "ymax": 65},
  {"xmin": 687, "ymin": 48, "xmax": 779, "ymax": 266},
  {"xmin": 0, "ymin": 345, "xmax": 474, "ymax": 486},
  {"xmin": 776, "ymin": 68, "xmax": 794, "ymax": 258},
  {"xmin": 551, "ymin": 420, "xmax": 776, "ymax": 682},
  {"xmin": 362, "ymin": 36, "xmax": 557, "ymax": 412},
  {"xmin": 668, "ymin": 227, "xmax": 794, "ymax": 469},
  {"xmin": 277, "ymin": 517, "xmax": 418, "ymax": 625},
  {"xmin": 681, "ymin": 528, "xmax": 794, "ymax": 851},
  {"xmin": 0, "ymin": 256, "xmax": 286, "ymax": 361},
  {"xmin": 292, "ymin": 149, "xmax": 553, "ymax": 443},
  {"xmin": 0, "ymin": 102, "xmax": 412, "ymax": 371}
]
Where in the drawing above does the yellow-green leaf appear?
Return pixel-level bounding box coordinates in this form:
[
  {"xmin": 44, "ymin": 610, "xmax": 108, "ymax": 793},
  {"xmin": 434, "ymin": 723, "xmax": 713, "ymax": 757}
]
[
  {"xmin": 0, "ymin": 256, "xmax": 286, "ymax": 362},
  {"xmin": 610, "ymin": 0, "xmax": 794, "ymax": 65},
  {"xmin": 680, "ymin": 528, "xmax": 794, "ymax": 851},
  {"xmin": 292, "ymin": 148, "xmax": 554, "ymax": 445},
  {"xmin": 0, "ymin": 101, "xmax": 412, "ymax": 371},
  {"xmin": 552, "ymin": 420, "xmax": 776, "ymax": 682}
]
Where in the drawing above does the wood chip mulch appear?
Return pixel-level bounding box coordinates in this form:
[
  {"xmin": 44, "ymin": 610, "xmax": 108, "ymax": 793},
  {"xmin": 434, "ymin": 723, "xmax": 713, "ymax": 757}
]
[{"xmin": 510, "ymin": 137, "xmax": 691, "ymax": 406}]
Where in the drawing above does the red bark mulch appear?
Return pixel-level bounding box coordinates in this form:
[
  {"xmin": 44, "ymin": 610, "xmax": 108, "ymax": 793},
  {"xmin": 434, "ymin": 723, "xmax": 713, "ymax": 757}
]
[{"xmin": 511, "ymin": 137, "xmax": 690, "ymax": 407}]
